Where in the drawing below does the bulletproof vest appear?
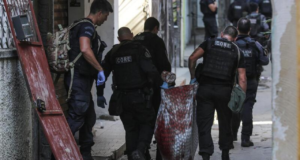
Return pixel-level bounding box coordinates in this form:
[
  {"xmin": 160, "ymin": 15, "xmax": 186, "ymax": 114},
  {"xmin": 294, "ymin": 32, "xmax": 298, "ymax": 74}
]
[
  {"xmin": 68, "ymin": 20, "xmax": 103, "ymax": 76},
  {"xmin": 201, "ymin": 38, "xmax": 239, "ymax": 81},
  {"xmin": 233, "ymin": 0, "xmax": 248, "ymax": 19},
  {"xmin": 247, "ymin": 14, "xmax": 261, "ymax": 37},
  {"xmin": 260, "ymin": 0, "xmax": 272, "ymax": 16},
  {"xmin": 134, "ymin": 33, "xmax": 157, "ymax": 67},
  {"xmin": 236, "ymin": 38, "xmax": 258, "ymax": 77},
  {"xmin": 200, "ymin": 0, "xmax": 216, "ymax": 15},
  {"xmin": 110, "ymin": 41, "xmax": 148, "ymax": 90}
]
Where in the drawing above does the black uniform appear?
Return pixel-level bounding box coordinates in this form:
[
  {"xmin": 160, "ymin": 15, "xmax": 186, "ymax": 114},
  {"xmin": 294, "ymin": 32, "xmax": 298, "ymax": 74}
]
[
  {"xmin": 134, "ymin": 32, "xmax": 171, "ymax": 114},
  {"xmin": 231, "ymin": 35, "xmax": 269, "ymax": 141},
  {"xmin": 101, "ymin": 40, "xmax": 162, "ymax": 159},
  {"xmin": 259, "ymin": 0, "xmax": 272, "ymax": 19},
  {"xmin": 200, "ymin": 0, "xmax": 218, "ymax": 40},
  {"xmin": 64, "ymin": 18, "xmax": 106, "ymax": 158},
  {"xmin": 227, "ymin": 0, "xmax": 250, "ymax": 27},
  {"xmin": 134, "ymin": 32, "xmax": 171, "ymax": 160},
  {"xmin": 196, "ymin": 38, "xmax": 245, "ymax": 155}
]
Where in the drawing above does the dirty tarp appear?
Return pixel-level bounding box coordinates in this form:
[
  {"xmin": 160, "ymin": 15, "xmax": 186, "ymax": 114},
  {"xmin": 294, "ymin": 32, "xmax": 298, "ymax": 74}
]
[{"xmin": 155, "ymin": 84, "xmax": 198, "ymax": 160}]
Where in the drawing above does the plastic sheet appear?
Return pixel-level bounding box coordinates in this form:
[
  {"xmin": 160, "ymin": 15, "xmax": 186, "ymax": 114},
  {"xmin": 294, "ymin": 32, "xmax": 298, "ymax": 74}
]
[{"xmin": 155, "ymin": 84, "xmax": 198, "ymax": 160}]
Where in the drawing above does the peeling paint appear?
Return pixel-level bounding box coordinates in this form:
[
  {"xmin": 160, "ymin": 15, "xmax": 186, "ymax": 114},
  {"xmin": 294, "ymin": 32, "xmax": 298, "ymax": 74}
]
[{"xmin": 272, "ymin": 0, "xmax": 297, "ymax": 159}]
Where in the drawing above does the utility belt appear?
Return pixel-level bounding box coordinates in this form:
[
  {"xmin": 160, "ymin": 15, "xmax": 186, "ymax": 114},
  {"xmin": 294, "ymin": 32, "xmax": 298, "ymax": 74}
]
[{"xmin": 108, "ymin": 86, "xmax": 153, "ymax": 116}]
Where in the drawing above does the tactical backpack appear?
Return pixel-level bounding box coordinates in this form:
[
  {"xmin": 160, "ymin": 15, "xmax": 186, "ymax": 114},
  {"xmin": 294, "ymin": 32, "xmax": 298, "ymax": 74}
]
[
  {"xmin": 46, "ymin": 19, "xmax": 95, "ymax": 73},
  {"xmin": 247, "ymin": 14, "xmax": 261, "ymax": 37},
  {"xmin": 46, "ymin": 19, "xmax": 96, "ymax": 100}
]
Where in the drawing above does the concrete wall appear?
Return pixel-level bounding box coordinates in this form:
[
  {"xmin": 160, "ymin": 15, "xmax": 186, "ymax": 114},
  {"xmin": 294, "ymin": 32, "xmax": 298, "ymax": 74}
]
[
  {"xmin": 271, "ymin": 0, "xmax": 298, "ymax": 159},
  {"xmin": 0, "ymin": 50, "xmax": 33, "ymax": 160}
]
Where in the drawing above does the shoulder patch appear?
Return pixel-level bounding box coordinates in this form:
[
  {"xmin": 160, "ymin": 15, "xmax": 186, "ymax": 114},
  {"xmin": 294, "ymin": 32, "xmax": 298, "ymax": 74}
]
[{"xmin": 144, "ymin": 49, "xmax": 151, "ymax": 58}]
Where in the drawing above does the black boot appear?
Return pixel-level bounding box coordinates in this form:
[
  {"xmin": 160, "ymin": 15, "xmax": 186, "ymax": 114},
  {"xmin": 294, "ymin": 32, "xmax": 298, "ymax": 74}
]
[
  {"xmin": 130, "ymin": 150, "xmax": 146, "ymax": 160},
  {"xmin": 201, "ymin": 153, "xmax": 210, "ymax": 160},
  {"xmin": 80, "ymin": 146, "xmax": 94, "ymax": 160},
  {"xmin": 241, "ymin": 139, "xmax": 254, "ymax": 147},
  {"xmin": 222, "ymin": 150, "xmax": 230, "ymax": 160}
]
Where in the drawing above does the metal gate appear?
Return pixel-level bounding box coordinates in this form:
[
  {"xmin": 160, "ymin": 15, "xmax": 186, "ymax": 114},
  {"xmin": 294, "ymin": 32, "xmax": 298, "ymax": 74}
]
[{"xmin": 2, "ymin": 0, "xmax": 82, "ymax": 159}]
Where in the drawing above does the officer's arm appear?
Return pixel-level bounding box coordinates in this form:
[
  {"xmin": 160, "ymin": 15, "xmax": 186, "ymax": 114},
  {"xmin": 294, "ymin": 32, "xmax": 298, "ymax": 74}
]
[
  {"xmin": 255, "ymin": 42, "xmax": 270, "ymax": 65},
  {"xmin": 189, "ymin": 47, "xmax": 205, "ymax": 79},
  {"xmin": 208, "ymin": 1, "xmax": 217, "ymax": 12},
  {"xmin": 261, "ymin": 15, "xmax": 269, "ymax": 31},
  {"xmin": 156, "ymin": 38, "xmax": 171, "ymax": 73},
  {"xmin": 80, "ymin": 37, "xmax": 103, "ymax": 72},
  {"xmin": 96, "ymin": 51, "xmax": 113, "ymax": 96},
  {"xmin": 238, "ymin": 68, "xmax": 247, "ymax": 92}
]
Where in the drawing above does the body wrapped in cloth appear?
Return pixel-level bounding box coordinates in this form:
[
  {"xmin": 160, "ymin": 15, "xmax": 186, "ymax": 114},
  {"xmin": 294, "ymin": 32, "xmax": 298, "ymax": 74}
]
[{"xmin": 155, "ymin": 85, "xmax": 198, "ymax": 160}]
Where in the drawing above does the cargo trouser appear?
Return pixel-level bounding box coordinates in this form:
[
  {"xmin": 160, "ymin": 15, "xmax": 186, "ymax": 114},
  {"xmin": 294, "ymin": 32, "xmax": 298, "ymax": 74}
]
[
  {"xmin": 119, "ymin": 90, "xmax": 156, "ymax": 159},
  {"xmin": 196, "ymin": 84, "xmax": 233, "ymax": 155},
  {"xmin": 64, "ymin": 70, "xmax": 96, "ymax": 149}
]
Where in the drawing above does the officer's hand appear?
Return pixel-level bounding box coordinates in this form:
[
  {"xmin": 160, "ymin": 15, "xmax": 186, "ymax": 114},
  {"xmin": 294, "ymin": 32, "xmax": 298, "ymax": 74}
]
[
  {"xmin": 160, "ymin": 82, "xmax": 169, "ymax": 89},
  {"xmin": 97, "ymin": 71, "xmax": 106, "ymax": 86},
  {"xmin": 190, "ymin": 78, "xmax": 198, "ymax": 85},
  {"xmin": 97, "ymin": 96, "xmax": 107, "ymax": 108}
]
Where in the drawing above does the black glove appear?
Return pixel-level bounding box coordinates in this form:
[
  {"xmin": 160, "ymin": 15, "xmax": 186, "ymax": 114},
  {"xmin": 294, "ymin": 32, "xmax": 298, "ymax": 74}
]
[{"xmin": 97, "ymin": 96, "xmax": 107, "ymax": 108}]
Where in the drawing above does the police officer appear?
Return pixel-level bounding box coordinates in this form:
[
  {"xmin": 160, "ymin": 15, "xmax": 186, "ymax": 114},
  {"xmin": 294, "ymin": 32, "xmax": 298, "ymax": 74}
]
[
  {"xmin": 259, "ymin": 0, "xmax": 272, "ymax": 19},
  {"xmin": 64, "ymin": 1, "xmax": 113, "ymax": 159},
  {"xmin": 227, "ymin": 0, "xmax": 250, "ymax": 27},
  {"xmin": 134, "ymin": 17, "xmax": 171, "ymax": 160},
  {"xmin": 200, "ymin": 0, "xmax": 218, "ymax": 40},
  {"xmin": 231, "ymin": 18, "xmax": 269, "ymax": 147},
  {"xmin": 189, "ymin": 26, "xmax": 247, "ymax": 160},
  {"xmin": 246, "ymin": 2, "xmax": 269, "ymax": 41},
  {"xmin": 101, "ymin": 27, "xmax": 163, "ymax": 160}
]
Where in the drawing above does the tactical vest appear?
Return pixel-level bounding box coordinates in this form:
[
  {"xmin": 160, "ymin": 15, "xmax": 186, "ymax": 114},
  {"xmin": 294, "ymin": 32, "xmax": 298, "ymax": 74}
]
[
  {"xmin": 233, "ymin": 0, "xmax": 248, "ymax": 19},
  {"xmin": 246, "ymin": 14, "xmax": 261, "ymax": 37},
  {"xmin": 68, "ymin": 19, "xmax": 105, "ymax": 76},
  {"xmin": 201, "ymin": 38, "xmax": 239, "ymax": 81},
  {"xmin": 236, "ymin": 38, "xmax": 258, "ymax": 77},
  {"xmin": 110, "ymin": 41, "xmax": 148, "ymax": 90},
  {"xmin": 260, "ymin": 0, "xmax": 272, "ymax": 17},
  {"xmin": 134, "ymin": 33, "xmax": 157, "ymax": 67}
]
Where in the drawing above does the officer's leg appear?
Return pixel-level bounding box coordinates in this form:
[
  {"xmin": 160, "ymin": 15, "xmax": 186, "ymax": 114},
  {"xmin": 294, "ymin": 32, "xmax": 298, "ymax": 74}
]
[
  {"xmin": 79, "ymin": 94, "xmax": 96, "ymax": 159},
  {"xmin": 231, "ymin": 113, "xmax": 241, "ymax": 141},
  {"xmin": 196, "ymin": 85, "xmax": 215, "ymax": 156},
  {"xmin": 214, "ymin": 86, "xmax": 233, "ymax": 151},
  {"xmin": 203, "ymin": 17, "xmax": 210, "ymax": 40},
  {"xmin": 64, "ymin": 71, "xmax": 92, "ymax": 160},
  {"xmin": 120, "ymin": 102, "xmax": 139, "ymax": 158},
  {"xmin": 205, "ymin": 17, "xmax": 219, "ymax": 39},
  {"xmin": 64, "ymin": 71, "xmax": 91, "ymax": 135},
  {"xmin": 135, "ymin": 102, "xmax": 156, "ymax": 154},
  {"xmin": 241, "ymin": 79, "xmax": 258, "ymax": 142}
]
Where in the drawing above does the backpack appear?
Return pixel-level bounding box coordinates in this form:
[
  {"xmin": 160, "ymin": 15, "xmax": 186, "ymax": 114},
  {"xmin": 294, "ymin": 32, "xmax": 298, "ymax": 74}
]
[
  {"xmin": 46, "ymin": 19, "xmax": 95, "ymax": 74},
  {"xmin": 247, "ymin": 14, "xmax": 261, "ymax": 37},
  {"xmin": 46, "ymin": 19, "xmax": 96, "ymax": 101}
]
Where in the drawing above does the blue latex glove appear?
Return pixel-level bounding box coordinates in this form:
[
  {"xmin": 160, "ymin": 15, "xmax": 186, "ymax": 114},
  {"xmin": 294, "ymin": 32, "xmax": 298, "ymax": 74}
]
[
  {"xmin": 190, "ymin": 78, "xmax": 197, "ymax": 84},
  {"xmin": 160, "ymin": 82, "xmax": 169, "ymax": 89},
  {"xmin": 97, "ymin": 96, "xmax": 107, "ymax": 108},
  {"xmin": 97, "ymin": 71, "xmax": 106, "ymax": 86}
]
